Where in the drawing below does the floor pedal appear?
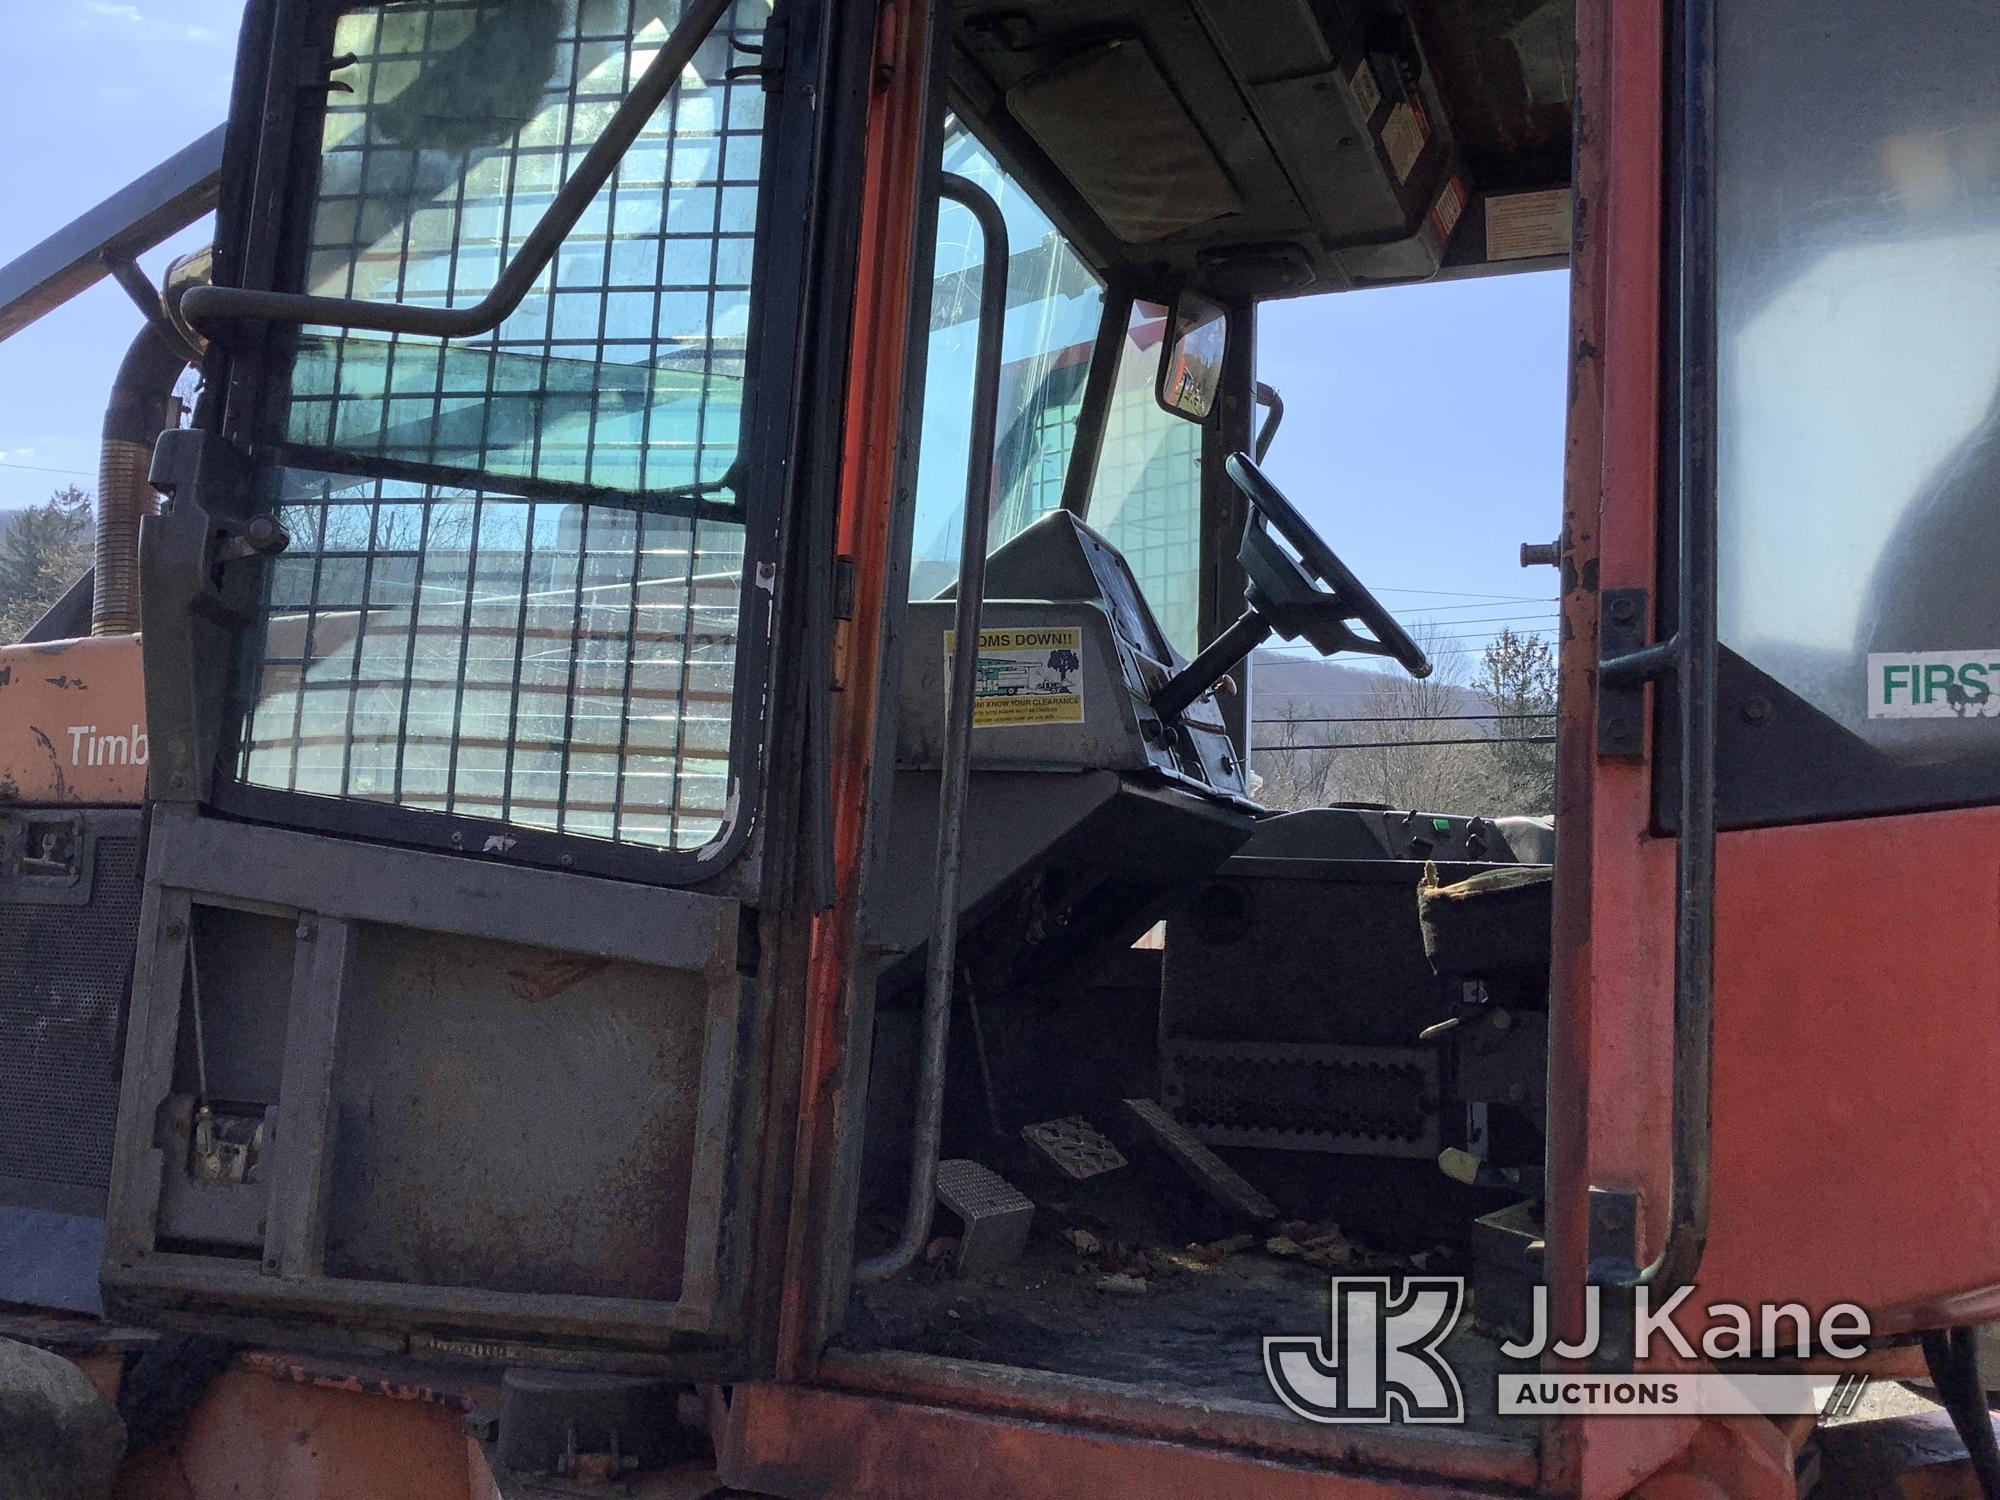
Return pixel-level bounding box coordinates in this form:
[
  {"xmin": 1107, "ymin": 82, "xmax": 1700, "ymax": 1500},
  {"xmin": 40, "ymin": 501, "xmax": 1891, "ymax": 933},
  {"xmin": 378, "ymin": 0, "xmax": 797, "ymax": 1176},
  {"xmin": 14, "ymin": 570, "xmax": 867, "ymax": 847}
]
[{"xmin": 1020, "ymin": 1116, "xmax": 1128, "ymax": 1181}]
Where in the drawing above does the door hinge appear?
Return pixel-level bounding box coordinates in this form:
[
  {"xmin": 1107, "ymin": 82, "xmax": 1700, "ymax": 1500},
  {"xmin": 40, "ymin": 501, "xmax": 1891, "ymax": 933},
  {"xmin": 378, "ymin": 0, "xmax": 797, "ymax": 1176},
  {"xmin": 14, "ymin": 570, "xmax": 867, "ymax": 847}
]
[
  {"xmin": 1597, "ymin": 588, "xmax": 1664, "ymax": 760},
  {"xmin": 726, "ymin": 21, "xmax": 788, "ymax": 93}
]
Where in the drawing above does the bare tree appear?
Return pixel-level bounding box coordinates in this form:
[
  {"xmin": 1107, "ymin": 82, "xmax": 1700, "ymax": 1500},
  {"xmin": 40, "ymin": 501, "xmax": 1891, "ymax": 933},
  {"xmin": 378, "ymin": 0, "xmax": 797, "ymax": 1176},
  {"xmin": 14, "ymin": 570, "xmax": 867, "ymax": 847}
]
[
  {"xmin": 1477, "ymin": 626, "xmax": 1558, "ymax": 813},
  {"xmin": 1323, "ymin": 621, "xmax": 1503, "ymax": 811},
  {"xmin": 1249, "ymin": 620, "xmax": 1511, "ymax": 814},
  {"xmin": 1252, "ymin": 700, "xmax": 1339, "ymax": 810}
]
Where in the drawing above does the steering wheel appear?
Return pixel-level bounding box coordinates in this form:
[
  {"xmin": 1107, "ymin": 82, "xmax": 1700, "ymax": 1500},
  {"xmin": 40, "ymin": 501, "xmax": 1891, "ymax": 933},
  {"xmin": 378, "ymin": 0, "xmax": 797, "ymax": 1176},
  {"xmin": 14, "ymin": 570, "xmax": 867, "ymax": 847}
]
[{"xmin": 1223, "ymin": 452, "xmax": 1432, "ymax": 679}]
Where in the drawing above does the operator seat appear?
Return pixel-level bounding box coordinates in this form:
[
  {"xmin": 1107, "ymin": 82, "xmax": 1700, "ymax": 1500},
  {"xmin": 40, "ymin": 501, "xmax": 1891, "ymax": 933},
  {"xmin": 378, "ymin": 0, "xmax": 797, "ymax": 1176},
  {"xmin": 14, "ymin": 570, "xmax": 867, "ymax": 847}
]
[{"xmin": 1492, "ymin": 814, "xmax": 1556, "ymax": 865}]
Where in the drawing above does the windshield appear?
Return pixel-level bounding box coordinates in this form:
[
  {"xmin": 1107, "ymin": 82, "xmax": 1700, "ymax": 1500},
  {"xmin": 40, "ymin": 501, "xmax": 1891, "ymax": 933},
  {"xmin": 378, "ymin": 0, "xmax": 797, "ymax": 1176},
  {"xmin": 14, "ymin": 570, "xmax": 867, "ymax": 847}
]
[
  {"xmin": 1086, "ymin": 300, "xmax": 1203, "ymax": 658},
  {"xmin": 907, "ymin": 124, "xmax": 1105, "ymax": 598}
]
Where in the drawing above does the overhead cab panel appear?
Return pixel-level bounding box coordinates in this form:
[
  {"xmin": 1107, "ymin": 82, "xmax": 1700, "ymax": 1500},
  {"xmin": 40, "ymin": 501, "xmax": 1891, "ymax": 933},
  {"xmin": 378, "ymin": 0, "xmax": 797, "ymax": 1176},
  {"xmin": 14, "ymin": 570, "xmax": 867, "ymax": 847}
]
[{"xmin": 948, "ymin": 0, "xmax": 1574, "ymax": 302}]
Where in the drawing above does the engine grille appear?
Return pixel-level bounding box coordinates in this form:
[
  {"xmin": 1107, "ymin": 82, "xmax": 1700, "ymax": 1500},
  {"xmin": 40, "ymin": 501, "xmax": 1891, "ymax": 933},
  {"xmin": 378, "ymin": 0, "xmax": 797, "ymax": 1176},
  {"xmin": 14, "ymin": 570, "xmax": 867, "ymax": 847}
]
[
  {"xmin": 1160, "ymin": 1040, "xmax": 1441, "ymax": 1159},
  {"xmin": 0, "ymin": 817, "xmax": 141, "ymax": 1209}
]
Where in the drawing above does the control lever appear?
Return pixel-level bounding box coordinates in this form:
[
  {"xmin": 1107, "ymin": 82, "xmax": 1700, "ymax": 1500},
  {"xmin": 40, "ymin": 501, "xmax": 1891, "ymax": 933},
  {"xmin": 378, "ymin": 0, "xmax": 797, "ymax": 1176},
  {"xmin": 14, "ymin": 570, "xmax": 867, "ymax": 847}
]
[{"xmin": 1152, "ymin": 608, "xmax": 1274, "ymax": 722}]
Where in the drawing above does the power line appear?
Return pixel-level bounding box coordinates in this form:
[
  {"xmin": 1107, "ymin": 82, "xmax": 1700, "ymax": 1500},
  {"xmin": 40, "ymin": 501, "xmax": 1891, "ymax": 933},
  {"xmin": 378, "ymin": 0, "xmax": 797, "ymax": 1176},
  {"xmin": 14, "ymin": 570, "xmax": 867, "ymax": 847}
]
[
  {"xmin": 1252, "ymin": 711, "xmax": 1556, "ymax": 724},
  {"xmin": 1382, "ymin": 596, "xmax": 1558, "ymax": 615},
  {"xmin": 1370, "ymin": 586, "xmax": 1552, "ymax": 603},
  {"xmin": 1384, "ymin": 610, "xmax": 1559, "ymax": 629},
  {"xmin": 0, "ymin": 460, "xmax": 92, "ymax": 478},
  {"xmin": 1250, "ymin": 734, "xmax": 1557, "ymax": 751}
]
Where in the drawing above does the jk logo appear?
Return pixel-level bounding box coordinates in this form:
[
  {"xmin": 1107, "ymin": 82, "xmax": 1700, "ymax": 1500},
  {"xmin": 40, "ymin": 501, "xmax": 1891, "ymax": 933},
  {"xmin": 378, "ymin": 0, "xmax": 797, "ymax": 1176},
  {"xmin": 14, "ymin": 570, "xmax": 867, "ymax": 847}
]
[{"xmin": 1264, "ymin": 1276, "xmax": 1466, "ymax": 1424}]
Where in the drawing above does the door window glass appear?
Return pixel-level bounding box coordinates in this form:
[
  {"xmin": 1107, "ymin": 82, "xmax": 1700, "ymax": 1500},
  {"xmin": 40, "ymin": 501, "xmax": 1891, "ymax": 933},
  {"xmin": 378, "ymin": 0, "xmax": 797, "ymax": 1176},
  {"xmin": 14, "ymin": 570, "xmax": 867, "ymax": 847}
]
[
  {"xmin": 287, "ymin": 0, "xmax": 768, "ymax": 492},
  {"xmin": 237, "ymin": 467, "xmax": 741, "ymax": 847},
  {"xmin": 231, "ymin": 0, "xmax": 770, "ymax": 855},
  {"xmin": 1716, "ymin": 0, "xmax": 2000, "ymax": 776}
]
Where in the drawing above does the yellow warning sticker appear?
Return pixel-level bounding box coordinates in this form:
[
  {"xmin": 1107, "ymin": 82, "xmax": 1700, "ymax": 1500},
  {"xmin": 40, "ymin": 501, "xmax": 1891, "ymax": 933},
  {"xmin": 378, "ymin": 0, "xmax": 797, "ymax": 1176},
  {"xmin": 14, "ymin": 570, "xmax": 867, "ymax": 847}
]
[{"xmin": 944, "ymin": 626, "xmax": 1086, "ymax": 727}]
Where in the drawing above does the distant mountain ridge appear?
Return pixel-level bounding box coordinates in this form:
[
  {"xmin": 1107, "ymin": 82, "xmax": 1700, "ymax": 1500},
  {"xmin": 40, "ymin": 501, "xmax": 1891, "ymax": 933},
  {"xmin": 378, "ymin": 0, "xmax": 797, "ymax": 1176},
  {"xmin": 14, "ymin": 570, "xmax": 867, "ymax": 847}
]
[{"xmin": 1251, "ymin": 648, "xmax": 1484, "ymax": 718}]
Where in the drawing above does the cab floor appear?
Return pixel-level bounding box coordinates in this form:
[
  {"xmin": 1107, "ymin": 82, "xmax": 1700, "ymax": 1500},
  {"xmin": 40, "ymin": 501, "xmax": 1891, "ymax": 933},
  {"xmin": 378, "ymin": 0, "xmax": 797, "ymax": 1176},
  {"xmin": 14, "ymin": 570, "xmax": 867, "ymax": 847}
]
[{"xmin": 843, "ymin": 1232, "xmax": 1524, "ymax": 1436}]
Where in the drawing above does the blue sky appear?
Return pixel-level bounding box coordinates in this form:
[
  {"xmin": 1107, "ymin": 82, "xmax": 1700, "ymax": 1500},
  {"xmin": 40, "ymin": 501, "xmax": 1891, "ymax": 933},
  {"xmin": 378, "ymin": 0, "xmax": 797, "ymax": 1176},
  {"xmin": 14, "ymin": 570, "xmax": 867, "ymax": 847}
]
[
  {"xmin": 0, "ymin": 2, "xmax": 238, "ymax": 508},
  {"xmin": 0, "ymin": 1, "xmax": 1564, "ymax": 666},
  {"xmin": 1257, "ymin": 271, "xmax": 1566, "ymax": 669}
]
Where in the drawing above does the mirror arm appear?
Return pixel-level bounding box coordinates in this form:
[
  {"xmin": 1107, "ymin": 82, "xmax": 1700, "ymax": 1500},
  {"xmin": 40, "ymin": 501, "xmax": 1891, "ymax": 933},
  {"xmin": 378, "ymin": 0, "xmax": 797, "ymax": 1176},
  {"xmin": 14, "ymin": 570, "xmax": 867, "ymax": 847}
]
[{"xmin": 1253, "ymin": 380, "xmax": 1285, "ymax": 461}]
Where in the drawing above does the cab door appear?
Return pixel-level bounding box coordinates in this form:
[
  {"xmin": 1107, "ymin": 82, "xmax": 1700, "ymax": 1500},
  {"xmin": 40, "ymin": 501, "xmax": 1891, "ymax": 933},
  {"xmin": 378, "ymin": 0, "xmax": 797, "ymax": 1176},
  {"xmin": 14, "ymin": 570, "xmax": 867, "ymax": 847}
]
[
  {"xmin": 1552, "ymin": 0, "xmax": 2000, "ymax": 1492},
  {"xmin": 107, "ymin": 0, "xmax": 866, "ymax": 1371}
]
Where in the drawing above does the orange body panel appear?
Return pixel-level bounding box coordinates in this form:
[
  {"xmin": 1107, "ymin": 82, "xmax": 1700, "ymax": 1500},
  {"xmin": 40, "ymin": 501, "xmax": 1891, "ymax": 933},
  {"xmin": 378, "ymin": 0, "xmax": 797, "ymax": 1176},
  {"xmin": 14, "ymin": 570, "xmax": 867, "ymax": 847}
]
[
  {"xmin": 1547, "ymin": 0, "xmax": 1689, "ymax": 1492},
  {"xmin": 0, "ymin": 634, "xmax": 148, "ymax": 805},
  {"xmin": 778, "ymin": 0, "xmax": 937, "ymax": 1373},
  {"xmin": 1702, "ymin": 810, "xmax": 2000, "ymax": 1328},
  {"xmin": 112, "ymin": 1365, "xmax": 477, "ymax": 1500},
  {"xmin": 721, "ymin": 1381, "xmax": 1501, "ymax": 1500}
]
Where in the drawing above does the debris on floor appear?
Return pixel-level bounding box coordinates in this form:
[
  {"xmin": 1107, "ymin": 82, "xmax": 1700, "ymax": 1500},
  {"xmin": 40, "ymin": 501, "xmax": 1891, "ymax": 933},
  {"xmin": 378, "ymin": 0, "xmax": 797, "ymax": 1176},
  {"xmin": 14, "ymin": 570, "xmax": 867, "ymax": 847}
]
[
  {"xmin": 1094, "ymin": 1273, "xmax": 1148, "ymax": 1296},
  {"xmin": 1061, "ymin": 1228, "xmax": 1102, "ymax": 1256}
]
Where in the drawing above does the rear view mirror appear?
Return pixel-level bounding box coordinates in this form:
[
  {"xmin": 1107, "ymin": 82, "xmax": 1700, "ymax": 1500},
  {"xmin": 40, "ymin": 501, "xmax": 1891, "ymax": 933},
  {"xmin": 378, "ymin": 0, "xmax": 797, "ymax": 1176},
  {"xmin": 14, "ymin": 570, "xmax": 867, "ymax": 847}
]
[{"xmin": 1157, "ymin": 290, "xmax": 1228, "ymax": 421}]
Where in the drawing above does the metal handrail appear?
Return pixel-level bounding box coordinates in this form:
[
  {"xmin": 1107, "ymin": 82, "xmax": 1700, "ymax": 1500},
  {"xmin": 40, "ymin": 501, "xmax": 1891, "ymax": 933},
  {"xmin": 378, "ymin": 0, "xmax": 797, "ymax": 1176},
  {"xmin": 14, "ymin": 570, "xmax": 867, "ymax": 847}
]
[
  {"xmin": 1602, "ymin": 0, "xmax": 1717, "ymax": 1293},
  {"xmin": 853, "ymin": 173, "xmax": 1009, "ymax": 1284},
  {"xmin": 180, "ymin": 0, "xmax": 734, "ymax": 339}
]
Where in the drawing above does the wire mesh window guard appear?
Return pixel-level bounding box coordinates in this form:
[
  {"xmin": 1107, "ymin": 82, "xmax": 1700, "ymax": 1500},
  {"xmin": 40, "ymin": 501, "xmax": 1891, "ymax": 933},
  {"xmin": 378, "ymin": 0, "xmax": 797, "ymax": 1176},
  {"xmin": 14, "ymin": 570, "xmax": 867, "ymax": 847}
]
[{"xmin": 232, "ymin": 0, "xmax": 771, "ymax": 852}]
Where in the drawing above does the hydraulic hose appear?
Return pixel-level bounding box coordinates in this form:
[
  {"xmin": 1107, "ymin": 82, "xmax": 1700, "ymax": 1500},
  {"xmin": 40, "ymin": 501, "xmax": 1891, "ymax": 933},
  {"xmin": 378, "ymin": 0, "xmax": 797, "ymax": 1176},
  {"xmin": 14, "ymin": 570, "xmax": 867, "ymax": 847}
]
[{"xmin": 92, "ymin": 323, "xmax": 189, "ymax": 635}]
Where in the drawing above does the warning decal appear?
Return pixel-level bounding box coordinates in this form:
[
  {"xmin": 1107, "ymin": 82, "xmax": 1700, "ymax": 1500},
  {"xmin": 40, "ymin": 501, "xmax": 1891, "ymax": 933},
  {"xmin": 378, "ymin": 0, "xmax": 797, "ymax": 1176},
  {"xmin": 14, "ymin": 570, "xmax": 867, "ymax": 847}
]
[
  {"xmin": 1381, "ymin": 101, "xmax": 1427, "ymax": 184},
  {"xmin": 1348, "ymin": 60, "xmax": 1382, "ymax": 122},
  {"xmin": 1868, "ymin": 650, "xmax": 2000, "ymax": 719},
  {"xmin": 945, "ymin": 627, "xmax": 1085, "ymax": 728},
  {"xmin": 1485, "ymin": 188, "xmax": 1572, "ymax": 261}
]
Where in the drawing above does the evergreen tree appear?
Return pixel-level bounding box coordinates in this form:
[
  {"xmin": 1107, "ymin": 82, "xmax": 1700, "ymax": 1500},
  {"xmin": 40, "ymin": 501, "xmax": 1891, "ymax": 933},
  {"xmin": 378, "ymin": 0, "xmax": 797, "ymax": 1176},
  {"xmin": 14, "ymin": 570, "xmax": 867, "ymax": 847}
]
[{"xmin": 0, "ymin": 486, "xmax": 92, "ymax": 642}]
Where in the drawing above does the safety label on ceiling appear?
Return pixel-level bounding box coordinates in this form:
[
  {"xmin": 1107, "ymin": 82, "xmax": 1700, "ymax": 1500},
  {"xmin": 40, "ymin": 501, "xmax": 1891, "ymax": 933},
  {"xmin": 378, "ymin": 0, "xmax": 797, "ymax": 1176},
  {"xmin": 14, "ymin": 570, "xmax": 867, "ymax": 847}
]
[
  {"xmin": 1868, "ymin": 651, "xmax": 2000, "ymax": 718},
  {"xmin": 1348, "ymin": 60, "xmax": 1382, "ymax": 122},
  {"xmin": 1381, "ymin": 101, "xmax": 1427, "ymax": 183},
  {"xmin": 1484, "ymin": 189, "xmax": 1572, "ymax": 260},
  {"xmin": 945, "ymin": 626, "xmax": 1085, "ymax": 728}
]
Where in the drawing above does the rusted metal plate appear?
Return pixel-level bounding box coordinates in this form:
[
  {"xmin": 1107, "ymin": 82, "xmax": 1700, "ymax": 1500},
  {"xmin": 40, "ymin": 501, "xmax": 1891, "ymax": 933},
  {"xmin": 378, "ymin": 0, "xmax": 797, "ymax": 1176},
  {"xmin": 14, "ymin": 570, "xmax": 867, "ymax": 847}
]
[
  {"xmin": 724, "ymin": 1375, "xmax": 1537, "ymax": 1498},
  {"xmin": 241, "ymin": 1349, "xmax": 502, "ymax": 1411},
  {"xmin": 113, "ymin": 1363, "xmax": 476, "ymax": 1500},
  {"xmin": 321, "ymin": 925, "xmax": 708, "ymax": 1303},
  {"xmin": 811, "ymin": 1348, "xmax": 1541, "ymax": 1489},
  {"xmin": 0, "ymin": 637, "xmax": 147, "ymax": 806}
]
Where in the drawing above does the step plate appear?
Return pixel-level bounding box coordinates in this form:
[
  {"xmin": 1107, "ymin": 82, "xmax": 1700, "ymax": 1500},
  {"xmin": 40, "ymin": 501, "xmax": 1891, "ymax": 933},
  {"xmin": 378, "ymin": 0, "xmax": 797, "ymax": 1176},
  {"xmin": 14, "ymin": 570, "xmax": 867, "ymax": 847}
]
[{"xmin": 935, "ymin": 1159, "xmax": 1034, "ymax": 1277}]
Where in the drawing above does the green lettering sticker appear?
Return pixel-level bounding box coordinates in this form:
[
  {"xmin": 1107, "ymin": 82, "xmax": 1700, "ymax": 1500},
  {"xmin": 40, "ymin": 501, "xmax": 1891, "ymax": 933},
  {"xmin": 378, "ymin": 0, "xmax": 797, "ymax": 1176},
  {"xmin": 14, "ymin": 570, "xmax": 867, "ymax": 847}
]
[{"xmin": 1868, "ymin": 651, "xmax": 2000, "ymax": 719}]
